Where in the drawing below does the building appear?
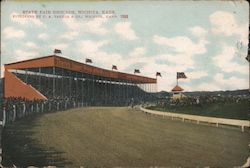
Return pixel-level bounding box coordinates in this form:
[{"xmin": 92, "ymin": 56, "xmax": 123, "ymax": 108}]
[
  {"xmin": 171, "ymin": 85, "xmax": 186, "ymax": 100},
  {"xmin": 3, "ymin": 55, "xmax": 157, "ymax": 105}
]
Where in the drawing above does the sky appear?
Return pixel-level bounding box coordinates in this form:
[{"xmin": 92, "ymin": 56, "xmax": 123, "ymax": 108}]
[{"xmin": 1, "ymin": 0, "xmax": 249, "ymax": 92}]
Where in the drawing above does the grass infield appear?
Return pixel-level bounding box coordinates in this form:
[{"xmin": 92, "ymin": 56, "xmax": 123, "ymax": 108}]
[
  {"xmin": 2, "ymin": 107, "xmax": 250, "ymax": 167},
  {"xmin": 148, "ymin": 101, "xmax": 249, "ymax": 120}
]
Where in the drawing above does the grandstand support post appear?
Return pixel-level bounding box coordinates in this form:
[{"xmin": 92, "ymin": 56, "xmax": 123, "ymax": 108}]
[
  {"xmin": 49, "ymin": 102, "xmax": 51, "ymax": 111},
  {"xmin": 31, "ymin": 105, "xmax": 34, "ymax": 113},
  {"xmin": 75, "ymin": 72, "xmax": 78, "ymax": 103},
  {"xmin": 81, "ymin": 73, "xmax": 84, "ymax": 105},
  {"xmin": 42, "ymin": 103, "xmax": 44, "ymax": 113},
  {"xmin": 125, "ymin": 81, "xmax": 128, "ymax": 104},
  {"xmin": 36, "ymin": 103, "xmax": 39, "ymax": 113},
  {"xmin": 123, "ymin": 81, "xmax": 126, "ymax": 104},
  {"xmin": 109, "ymin": 80, "xmax": 111, "ymax": 105},
  {"xmin": 2, "ymin": 107, "xmax": 6, "ymax": 127},
  {"xmin": 61, "ymin": 68, "xmax": 64, "ymax": 98},
  {"xmin": 39, "ymin": 67, "xmax": 41, "ymax": 91},
  {"xmin": 86, "ymin": 78, "xmax": 89, "ymax": 106},
  {"xmin": 105, "ymin": 79, "xmax": 108, "ymax": 105},
  {"xmin": 92, "ymin": 75, "xmax": 94, "ymax": 105},
  {"xmin": 71, "ymin": 71, "xmax": 73, "ymax": 99},
  {"xmin": 53, "ymin": 67, "xmax": 55, "ymax": 98},
  {"xmin": 13, "ymin": 105, "xmax": 16, "ymax": 122},
  {"xmin": 117, "ymin": 81, "xmax": 120, "ymax": 105},
  {"xmin": 23, "ymin": 103, "xmax": 26, "ymax": 117}
]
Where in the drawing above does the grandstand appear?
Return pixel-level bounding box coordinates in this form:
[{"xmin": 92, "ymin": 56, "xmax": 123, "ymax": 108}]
[{"xmin": 3, "ymin": 55, "xmax": 157, "ymax": 106}]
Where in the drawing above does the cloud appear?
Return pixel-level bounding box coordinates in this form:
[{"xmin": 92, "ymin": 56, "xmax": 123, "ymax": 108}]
[
  {"xmin": 78, "ymin": 39, "xmax": 133, "ymax": 71},
  {"xmin": 63, "ymin": 14, "xmax": 108, "ymax": 35},
  {"xmin": 50, "ymin": 43, "xmax": 68, "ymax": 50},
  {"xmin": 156, "ymin": 53, "xmax": 195, "ymax": 70},
  {"xmin": 10, "ymin": 12, "xmax": 46, "ymax": 28},
  {"xmin": 60, "ymin": 31, "xmax": 78, "ymax": 40},
  {"xmin": 214, "ymin": 73, "xmax": 248, "ymax": 90},
  {"xmin": 62, "ymin": 15, "xmax": 81, "ymax": 30},
  {"xmin": 189, "ymin": 26, "xmax": 208, "ymax": 38},
  {"xmin": 186, "ymin": 71, "xmax": 208, "ymax": 80},
  {"xmin": 197, "ymin": 73, "xmax": 248, "ymax": 91},
  {"xmin": 3, "ymin": 26, "xmax": 25, "ymax": 39},
  {"xmin": 210, "ymin": 11, "xmax": 237, "ymax": 36},
  {"xmin": 79, "ymin": 40, "xmax": 109, "ymax": 55},
  {"xmin": 114, "ymin": 22, "xmax": 138, "ymax": 40},
  {"xmin": 85, "ymin": 17, "xmax": 108, "ymax": 35},
  {"xmin": 153, "ymin": 35, "xmax": 208, "ymax": 55},
  {"xmin": 38, "ymin": 33, "xmax": 49, "ymax": 40},
  {"xmin": 209, "ymin": 11, "xmax": 248, "ymax": 46},
  {"xmin": 15, "ymin": 49, "xmax": 39, "ymax": 61},
  {"xmin": 213, "ymin": 44, "xmax": 248, "ymax": 74},
  {"xmin": 25, "ymin": 42, "xmax": 39, "ymax": 49},
  {"xmin": 196, "ymin": 83, "xmax": 221, "ymax": 91},
  {"xmin": 129, "ymin": 47, "xmax": 146, "ymax": 58}
]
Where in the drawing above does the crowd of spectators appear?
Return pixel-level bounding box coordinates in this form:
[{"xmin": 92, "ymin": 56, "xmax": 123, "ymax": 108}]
[
  {"xmin": 0, "ymin": 96, "xmax": 86, "ymax": 125},
  {"xmin": 156, "ymin": 94, "xmax": 250, "ymax": 108}
]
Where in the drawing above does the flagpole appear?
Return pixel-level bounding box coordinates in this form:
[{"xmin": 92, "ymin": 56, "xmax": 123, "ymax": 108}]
[{"xmin": 176, "ymin": 72, "xmax": 178, "ymax": 85}]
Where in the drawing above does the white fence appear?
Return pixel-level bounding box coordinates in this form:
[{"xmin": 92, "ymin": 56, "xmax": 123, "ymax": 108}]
[{"xmin": 140, "ymin": 106, "xmax": 250, "ymax": 132}]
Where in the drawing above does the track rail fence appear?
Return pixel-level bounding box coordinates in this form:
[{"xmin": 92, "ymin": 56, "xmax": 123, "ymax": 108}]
[{"xmin": 140, "ymin": 106, "xmax": 250, "ymax": 132}]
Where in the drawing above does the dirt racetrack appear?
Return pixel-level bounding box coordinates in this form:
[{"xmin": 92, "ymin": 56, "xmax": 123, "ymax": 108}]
[{"xmin": 2, "ymin": 107, "xmax": 250, "ymax": 167}]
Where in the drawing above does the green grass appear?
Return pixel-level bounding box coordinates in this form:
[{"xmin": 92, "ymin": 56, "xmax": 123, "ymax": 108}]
[
  {"xmin": 2, "ymin": 107, "xmax": 250, "ymax": 167},
  {"xmin": 148, "ymin": 101, "xmax": 249, "ymax": 120}
]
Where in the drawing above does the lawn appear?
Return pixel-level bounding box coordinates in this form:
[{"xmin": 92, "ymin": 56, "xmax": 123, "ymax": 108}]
[
  {"xmin": 2, "ymin": 107, "xmax": 250, "ymax": 167},
  {"xmin": 148, "ymin": 101, "xmax": 249, "ymax": 120}
]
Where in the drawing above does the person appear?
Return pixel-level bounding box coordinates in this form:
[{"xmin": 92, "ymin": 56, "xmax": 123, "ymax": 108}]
[{"xmin": 130, "ymin": 98, "xmax": 134, "ymax": 108}]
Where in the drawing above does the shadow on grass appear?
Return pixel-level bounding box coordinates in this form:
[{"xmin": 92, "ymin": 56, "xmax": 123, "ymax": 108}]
[{"xmin": 2, "ymin": 115, "xmax": 73, "ymax": 167}]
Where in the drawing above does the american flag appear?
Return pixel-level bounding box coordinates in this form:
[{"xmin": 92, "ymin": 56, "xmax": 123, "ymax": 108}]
[
  {"xmin": 85, "ymin": 58, "xmax": 92, "ymax": 63},
  {"xmin": 112, "ymin": 65, "xmax": 117, "ymax": 70},
  {"xmin": 134, "ymin": 69, "xmax": 140, "ymax": 74},
  {"xmin": 177, "ymin": 72, "xmax": 187, "ymax": 79},
  {"xmin": 156, "ymin": 72, "xmax": 162, "ymax": 77},
  {"xmin": 54, "ymin": 49, "xmax": 62, "ymax": 54}
]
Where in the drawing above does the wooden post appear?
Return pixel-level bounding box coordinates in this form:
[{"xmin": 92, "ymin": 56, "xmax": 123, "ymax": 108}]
[
  {"xmin": 241, "ymin": 125, "xmax": 244, "ymax": 132},
  {"xmin": 13, "ymin": 105, "xmax": 16, "ymax": 122}
]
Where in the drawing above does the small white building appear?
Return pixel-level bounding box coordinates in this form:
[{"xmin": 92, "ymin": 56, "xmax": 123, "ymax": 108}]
[{"xmin": 171, "ymin": 85, "xmax": 186, "ymax": 100}]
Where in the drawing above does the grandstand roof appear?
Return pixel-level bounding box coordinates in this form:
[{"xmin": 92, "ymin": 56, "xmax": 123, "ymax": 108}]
[
  {"xmin": 171, "ymin": 85, "xmax": 184, "ymax": 92},
  {"xmin": 4, "ymin": 55, "xmax": 156, "ymax": 84}
]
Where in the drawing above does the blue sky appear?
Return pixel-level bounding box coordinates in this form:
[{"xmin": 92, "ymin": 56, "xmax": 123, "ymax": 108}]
[{"xmin": 1, "ymin": 0, "xmax": 249, "ymax": 91}]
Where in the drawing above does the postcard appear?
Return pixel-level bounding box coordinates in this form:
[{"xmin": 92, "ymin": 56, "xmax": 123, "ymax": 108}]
[{"xmin": 0, "ymin": 0, "xmax": 249, "ymax": 167}]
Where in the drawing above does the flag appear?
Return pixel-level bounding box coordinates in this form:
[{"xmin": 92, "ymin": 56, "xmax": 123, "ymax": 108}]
[
  {"xmin": 156, "ymin": 72, "xmax": 162, "ymax": 77},
  {"xmin": 246, "ymin": 55, "xmax": 250, "ymax": 62},
  {"xmin": 85, "ymin": 58, "xmax": 92, "ymax": 63},
  {"xmin": 54, "ymin": 49, "xmax": 62, "ymax": 54},
  {"xmin": 112, "ymin": 65, "xmax": 117, "ymax": 70},
  {"xmin": 177, "ymin": 72, "xmax": 187, "ymax": 79},
  {"xmin": 134, "ymin": 69, "xmax": 140, "ymax": 74}
]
